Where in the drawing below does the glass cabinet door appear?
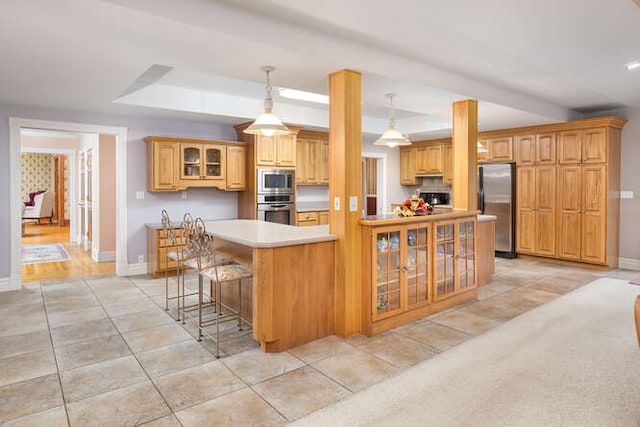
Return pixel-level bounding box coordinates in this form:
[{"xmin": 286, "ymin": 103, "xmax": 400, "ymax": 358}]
[
  {"xmin": 458, "ymin": 221, "xmax": 476, "ymax": 290},
  {"xmin": 435, "ymin": 223, "xmax": 455, "ymax": 299},
  {"xmin": 204, "ymin": 147, "xmax": 222, "ymax": 178},
  {"xmin": 182, "ymin": 145, "xmax": 201, "ymax": 179},
  {"xmin": 406, "ymin": 225, "xmax": 430, "ymax": 308},
  {"xmin": 374, "ymin": 229, "xmax": 401, "ymax": 318}
]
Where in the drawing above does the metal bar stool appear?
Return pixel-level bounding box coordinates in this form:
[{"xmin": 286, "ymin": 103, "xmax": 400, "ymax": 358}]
[{"xmin": 188, "ymin": 217, "xmax": 253, "ymax": 358}]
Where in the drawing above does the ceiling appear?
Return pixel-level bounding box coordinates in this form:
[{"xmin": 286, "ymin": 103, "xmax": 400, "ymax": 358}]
[{"xmin": 2, "ymin": 0, "xmax": 639, "ymax": 140}]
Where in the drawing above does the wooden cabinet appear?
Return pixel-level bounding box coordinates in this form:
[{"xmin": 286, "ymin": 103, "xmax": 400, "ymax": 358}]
[
  {"xmin": 515, "ymin": 133, "xmax": 556, "ymax": 165},
  {"xmin": 146, "ymin": 139, "xmax": 180, "ymax": 191},
  {"xmin": 479, "ymin": 137, "xmax": 513, "ymax": 162},
  {"xmin": 371, "ymin": 224, "xmax": 432, "ymax": 321},
  {"xmin": 557, "ymin": 165, "xmax": 607, "ymax": 264},
  {"xmin": 416, "ymin": 145, "xmax": 442, "ymax": 174},
  {"xmin": 255, "ymin": 133, "xmax": 296, "ymax": 167},
  {"xmin": 442, "ymin": 144, "xmax": 453, "ymax": 184},
  {"xmin": 516, "ymin": 166, "xmax": 556, "ymax": 257},
  {"xmin": 433, "ymin": 219, "xmax": 476, "ymax": 301},
  {"xmin": 226, "ymin": 145, "xmax": 246, "ymax": 190},
  {"xmin": 146, "ymin": 227, "xmax": 185, "ymax": 277},
  {"xmin": 558, "ymin": 128, "xmax": 607, "ymax": 164},
  {"xmin": 180, "ymin": 143, "xmax": 225, "ymax": 184},
  {"xmin": 296, "ymin": 210, "xmax": 329, "ymax": 226},
  {"xmin": 297, "ymin": 211, "xmax": 319, "ymax": 226},
  {"xmin": 144, "ymin": 137, "xmax": 246, "ymax": 191},
  {"xmin": 296, "ymin": 139, "xmax": 320, "ymax": 184},
  {"xmin": 319, "ymin": 141, "xmax": 329, "ymax": 184},
  {"xmin": 296, "ymin": 131, "xmax": 329, "ymax": 185},
  {"xmin": 400, "ymin": 147, "xmax": 419, "ymax": 185}
]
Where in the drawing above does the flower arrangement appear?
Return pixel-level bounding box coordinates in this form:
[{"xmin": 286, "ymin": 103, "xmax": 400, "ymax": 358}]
[{"xmin": 393, "ymin": 195, "xmax": 434, "ymax": 217}]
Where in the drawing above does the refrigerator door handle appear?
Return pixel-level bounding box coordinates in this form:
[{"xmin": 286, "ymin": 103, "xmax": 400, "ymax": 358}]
[{"xmin": 478, "ymin": 166, "xmax": 484, "ymax": 213}]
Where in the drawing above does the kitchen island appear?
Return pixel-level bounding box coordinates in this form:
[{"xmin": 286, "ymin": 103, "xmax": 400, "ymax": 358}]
[
  {"xmin": 360, "ymin": 210, "xmax": 480, "ymax": 335},
  {"xmin": 203, "ymin": 219, "xmax": 337, "ymax": 352}
]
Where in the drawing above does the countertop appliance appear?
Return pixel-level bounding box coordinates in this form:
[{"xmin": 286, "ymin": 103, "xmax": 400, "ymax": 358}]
[
  {"xmin": 419, "ymin": 192, "xmax": 450, "ymax": 207},
  {"xmin": 478, "ymin": 162, "xmax": 516, "ymax": 258},
  {"xmin": 257, "ymin": 168, "xmax": 295, "ymax": 194}
]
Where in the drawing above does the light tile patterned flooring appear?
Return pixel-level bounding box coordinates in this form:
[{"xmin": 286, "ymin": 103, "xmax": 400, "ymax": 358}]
[{"xmin": 1, "ymin": 258, "xmax": 637, "ymax": 426}]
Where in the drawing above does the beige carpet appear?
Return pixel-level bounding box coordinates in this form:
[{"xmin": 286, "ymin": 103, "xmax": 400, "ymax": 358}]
[{"xmin": 294, "ymin": 278, "xmax": 640, "ymax": 426}]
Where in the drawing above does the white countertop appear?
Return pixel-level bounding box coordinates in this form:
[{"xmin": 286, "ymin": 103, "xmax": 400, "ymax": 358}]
[
  {"xmin": 477, "ymin": 214, "xmax": 498, "ymax": 222},
  {"xmin": 203, "ymin": 219, "xmax": 337, "ymax": 248}
]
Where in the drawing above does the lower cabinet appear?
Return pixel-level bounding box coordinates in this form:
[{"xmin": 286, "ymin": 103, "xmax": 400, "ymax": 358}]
[
  {"xmin": 516, "ymin": 165, "xmax": 557, "ymax": 257},
  {"xmin": 297, "ymin": 210, "xmax": 329, "ymax": 226},
  {"xmin": 362, "ymin": 215, "xmax": 477, "ymax": 335},
  {"xmin": 433, "ymin": 219, "xmax": 476, "ymax": 301}
]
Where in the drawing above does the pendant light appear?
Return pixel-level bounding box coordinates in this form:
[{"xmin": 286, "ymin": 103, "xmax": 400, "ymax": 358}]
[
  {"xmin": 374, "ymin": 93, "xmax": 411, "ymax": 147},
  {"xmin": 244, "ymin": 65, "xmax": 290, "ymax": 137}
]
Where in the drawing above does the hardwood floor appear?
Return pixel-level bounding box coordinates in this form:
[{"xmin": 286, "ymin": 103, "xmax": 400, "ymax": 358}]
[{"xmin": 21, "ymin": 222, "xmax": 115, "ymax": 283}]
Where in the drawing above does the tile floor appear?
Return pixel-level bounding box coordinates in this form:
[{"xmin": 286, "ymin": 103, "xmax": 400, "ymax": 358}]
[{"xmin": 1, "ymin": 258, "xmax": 637, "ymax": 426}]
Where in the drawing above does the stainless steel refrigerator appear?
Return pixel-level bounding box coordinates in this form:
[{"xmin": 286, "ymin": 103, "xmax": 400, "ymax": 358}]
[{"xmin": 478, "ymin": 163, "xmax": 516, "ymax": 258}]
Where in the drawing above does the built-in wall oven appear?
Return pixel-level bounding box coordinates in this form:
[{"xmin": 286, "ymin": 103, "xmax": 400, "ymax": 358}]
[{"xmin": 256, "ymin": 169, "xmax": 295, "ymax": 225}]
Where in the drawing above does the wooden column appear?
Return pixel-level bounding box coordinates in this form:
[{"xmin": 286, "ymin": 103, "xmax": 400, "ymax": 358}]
[
  {"xmin": 452, "ymin": 100, "xmax": 478, "ymax": 210},
  {"xmin": 329, "ymin": 69, "xmax": 362, "ymax": 337}
]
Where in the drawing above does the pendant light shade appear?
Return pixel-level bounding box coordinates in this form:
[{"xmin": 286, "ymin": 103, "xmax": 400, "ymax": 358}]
[
  {"xmin": 374, "ymin": 93, "xmax": 411, "ymax": 147},
  {"xmin": 244, "ymin": 66, "xmax": 290, "ymax": 137}
]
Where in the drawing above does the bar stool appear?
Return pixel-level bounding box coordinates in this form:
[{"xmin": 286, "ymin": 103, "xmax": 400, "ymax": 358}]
[
  {"xmin": 189, "ymin": 217, "xmax": 253, "ymax": 358},
  {"xmin": 161, "ymin": 210, "xmax": 197, "ymax": 321}
]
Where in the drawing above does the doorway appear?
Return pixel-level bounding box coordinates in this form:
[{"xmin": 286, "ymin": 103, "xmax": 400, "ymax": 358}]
[
  {"xmin": 362, "ymin": 152, "xmax": 388, "ymax": 216},
  {"xmin": 8, "ymin": 118, "xmax": 128, "ymax": 290}
]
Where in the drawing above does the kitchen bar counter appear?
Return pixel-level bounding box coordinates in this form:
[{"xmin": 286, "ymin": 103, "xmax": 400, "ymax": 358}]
[
  {"xmin": 360, "ymin": 209, "xmax": 480, "ymax": 226},
  {"xmin": 203, "ymin": 219, "xmax": 336, "ymax": 248},
  {"xmin": 202, "ymin": 219, "xmax": 336, "ymax": 353}
]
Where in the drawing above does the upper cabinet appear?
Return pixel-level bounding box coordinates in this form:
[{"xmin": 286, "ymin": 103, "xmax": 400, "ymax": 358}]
[
  {"xmin": 515, "ymin": 133, "xmax": 556, "ymax": 165},
  {"xmin": 442, "ymin": 144, "xmax": 453, "ymax": 184},
  {"xmin": 144, "ymin": 136, "xmax": 246, "ymax": 192},
  {"xmin": 400, "ymin": 147, "xmax": 419, "ymax": 185},
  {"xmin": 415, "ymin": 145, "xmax": 442, "ymax": 174},
  {"xmin": 478, "ymin": 136, "xmax": 513, "ymax": 162},
  {"xmin": 255, "ymin": 133, "xmax": 297, "ymax": 167},
  {"xmin": 297, "ymin": 130, "xmax": 329, "ymax": 185},
  {"xmin": 558, "ymin": 128, "xmax": 607, "ymax": 164},
  {"xmin": 180, "ymin": 143, "xmax": 225, "ymax": 183}
]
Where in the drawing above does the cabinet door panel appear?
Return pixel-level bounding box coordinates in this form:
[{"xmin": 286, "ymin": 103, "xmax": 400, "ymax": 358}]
[
  {"xmin": 400, "ymin": 148, "xmax": 418, "ymax": 185},
  {"xmin": 581, "ymin": 165, "xmax": 606, "ymax": 263},
  {"xmin": 517, "ymin": 167, "xmax": 536, "ymax": 210},
  {"xmin": 558, "ymin": 131, "xmax": 582, "ymax": 164},
  {"xmin": 277, "ymin": 134, "xmax": 297, "ymax": 167},
  {"xmin": 153, "ymin": 142, "xmax": 179, "ymax": 190},
  {"xmin": 515, "ymin": 135, "xmax": 536, "ymax": 165},
  {"xmin": 582, "ymin": 128, "xmax": 607, "ymax": 164},
  {"xmin": 516, "ymin": 210, "xmax": 536, "ymax": 254},
  {"xmin": 557, "ymin": 166, "xmax": 581, "ymax": 260},
  {"xmin": 203, "ymin": 146, "xmax": 224, "ymax": 180},
  {"xmin": 425, "ymin": 145, "xmax": 442, "ymax": 173},
  {"xmin": 536, "ymin": 133, "xmax": 556, "ymax": 164},
  {"xmin": 226, "ymin": 146, "xmax": 246, "ymax": 190},
  {"xmin": 295, "ymin": 140, "xmax": 306, "ymax": 184},
  {"xmin": 306, "ymin": 140, "xmax": 319, "ymax": 183},
  {"xmin": 256, "ymin": 135, "xmax": 278, "ymax": 166},
  {"xmin": 442, "ymin": 144, "xmax": 453, "ymax": 184},
  {"xmin": 535, "ymin": 210, "xmax": 556, "ymax": 256},
  {"xmin": 535, "ymin": 166, "xmax": 556, "ymax": 211},
  {"xmin": 320, "ymin": 141, "xmax": 330, "ymax": 184},
  {"xmin": 488, "ymin": 137, "xmax": 513, "ymax": 162},
  {"xmin": 181, "ymin": 144, "xmax": 202, "ymax": 179}
]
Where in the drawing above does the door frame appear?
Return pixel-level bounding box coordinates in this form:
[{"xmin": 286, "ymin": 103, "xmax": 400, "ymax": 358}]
[
  {"xmin": 362, "ymin": 151, "xmax": 388, "ymax": 215},
  {"xmin": 9, "ymin": 117, "xmax": 128, "ymax": 290}
]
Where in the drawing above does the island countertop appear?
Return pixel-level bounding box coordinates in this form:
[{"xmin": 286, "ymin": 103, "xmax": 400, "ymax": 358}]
[
  {"xmin": 360, "ymin": 209, "xmax": 480, "ymax": 226},
  {"xmin": 203, "ymin": 219, "xmax": 337, "ymax": 248}
]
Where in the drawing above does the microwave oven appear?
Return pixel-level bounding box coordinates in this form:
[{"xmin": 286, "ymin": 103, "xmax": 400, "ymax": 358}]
[{"xmin": 257, "ymin": 168, "xmax": 295, "ymax": 194}]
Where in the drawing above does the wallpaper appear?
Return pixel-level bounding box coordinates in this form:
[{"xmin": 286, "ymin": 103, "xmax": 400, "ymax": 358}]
[{"xmin": 21, "ymin": 153, "xmax": 54, "ymax": 202}]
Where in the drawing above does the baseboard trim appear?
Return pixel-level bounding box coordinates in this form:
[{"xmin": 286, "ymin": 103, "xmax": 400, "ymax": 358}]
[
  {"xmin": 93, "ymin": 250, "xmax": 116, "ymax": 263},
  {"xmin": 125, "ymin": 262, "xmax": 148, "ymax": 276},
  {"xmin": 618, "ymin": 257, "xmax": 640, "ymax": 271},
  {"xmin": 0, "ymin": 272, "xmax": 23, "ymax": 291}
]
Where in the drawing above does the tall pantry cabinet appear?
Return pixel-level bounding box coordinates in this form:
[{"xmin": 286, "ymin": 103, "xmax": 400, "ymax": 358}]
[{"xmin": 512, "ymin": 117, "xmax": 625, "ymax": 268}]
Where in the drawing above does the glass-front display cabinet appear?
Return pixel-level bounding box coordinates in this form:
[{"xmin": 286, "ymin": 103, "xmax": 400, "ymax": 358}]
[
  {"xmin": 434, "ymin": 218, "xmax": 476, "ymax": 301},
  {"xmin": 372, "ymin": 224, "xmax": 431, "ymax": 322},
  {"xmin": 180, "ymin": 143, "xmax": 224, "ymax": 181}
]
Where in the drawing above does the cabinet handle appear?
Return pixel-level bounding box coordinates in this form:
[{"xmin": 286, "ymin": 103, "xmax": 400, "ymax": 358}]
[
  {"xmin": 401, "ymin": 266, "xmax": 408, "ymax": 272},
  {"xmin": 305, "ymin": 214, "xmax": 310, "ymax": 219}
]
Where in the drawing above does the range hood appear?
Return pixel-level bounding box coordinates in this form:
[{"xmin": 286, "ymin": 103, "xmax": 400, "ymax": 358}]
[{"xmin": 415, "ymin": 173, "xmax": 443, "ymax": 177}]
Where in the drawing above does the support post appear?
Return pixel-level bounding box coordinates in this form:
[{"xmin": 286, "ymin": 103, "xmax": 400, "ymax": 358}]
[
  {"xmin": 452, "ymin": 100, "xmax": 479, "ymax": 210},
  {"xmin": 329, "ymin": 69, "xmax": 362, "ymax": 337}
]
